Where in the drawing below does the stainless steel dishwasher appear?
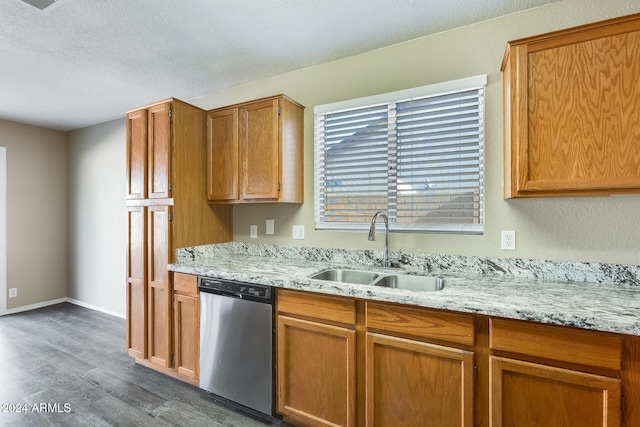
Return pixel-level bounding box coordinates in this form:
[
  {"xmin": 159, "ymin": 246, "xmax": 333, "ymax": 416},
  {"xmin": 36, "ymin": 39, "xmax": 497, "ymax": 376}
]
[{"xmin": 198, "ymin": 276, "xmax": 275, "ymax": 417}]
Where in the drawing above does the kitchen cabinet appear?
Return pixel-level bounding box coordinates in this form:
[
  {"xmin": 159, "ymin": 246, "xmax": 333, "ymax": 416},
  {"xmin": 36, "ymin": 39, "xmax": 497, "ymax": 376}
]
[
  {"xmin": 276, "ymin": 289, "xmax": 357, "ymax": 427},
  {"xmin": 207, "ymin": 95, "xmax": 304, "ymax": 203},
  {"xmin": 489, "ymin": 318, "xmax": 622, "ymax": 426},
  {"xmin": 147, "ymin": 204, "xmax": 172, "ymax": 368},
  {"xmin": 125, "ymin": 98, "xmax": 232, "ymax": 378},
  {"xmin": 365, "ymin": 302, "xmax": 475, "ymax": 427},
  {"xmin": 502, "ymin": 13, "xmax": 640, "ymax": 198},
  {"xmin": 172, "ymin": 272, "xmax": 199, "ymax": 381},
  {"xmin": 276, "ymin": 290, "xmax": 482, "ymax": 427}
]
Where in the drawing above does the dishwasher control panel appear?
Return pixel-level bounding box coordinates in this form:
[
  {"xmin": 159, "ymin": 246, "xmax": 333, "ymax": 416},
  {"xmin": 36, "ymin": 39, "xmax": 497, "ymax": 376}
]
[{"xmin": 198, "ymin": 277, "xmax": 273, "ymax": 302}]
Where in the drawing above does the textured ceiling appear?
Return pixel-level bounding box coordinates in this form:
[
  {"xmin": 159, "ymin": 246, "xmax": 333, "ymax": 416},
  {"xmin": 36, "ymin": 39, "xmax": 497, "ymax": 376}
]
[{"xmin": 1, "ymin": 0, "xmax": 559, "ymax": 131}]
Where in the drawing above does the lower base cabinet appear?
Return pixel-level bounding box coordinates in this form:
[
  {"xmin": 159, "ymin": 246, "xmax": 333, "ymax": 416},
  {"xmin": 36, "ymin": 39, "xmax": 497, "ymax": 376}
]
[
  {"xmin": 490, "ymin": 356, "xmax": 620, "ymax": 427},
  {"xmin": 173, "ymin": 293, "xmax": 199, "ymax": 380},
  {"xmin": 366, "ymin": 333, "xmax": 474, "ymax": 427},
  {"xmin": 277, "ymin": 315, "xmax": 356, "ymax": 427},
  {"xmin": 277, "ymin": 290, "xmax": 357, "ymax": 427},
  {"xmin": 172, "ymin": 273, "xmax": 200, "ymax": 381},
  {"xmin": 276, "ymin": 290, "xmax": 640, "ymax": 427},
  {"xmin": 276, "ymin": 289, "xmax": 477, "ymax": 427}
]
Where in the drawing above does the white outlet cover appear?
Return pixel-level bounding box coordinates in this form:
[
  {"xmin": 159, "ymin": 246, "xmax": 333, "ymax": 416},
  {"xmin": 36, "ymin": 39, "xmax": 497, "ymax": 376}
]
[
  {"xmin": 9, "ymin": 288, "xmax": 17, "ymax": 298},
  {"xmin": 501, "ymin": 230, "xmax": 516, "ymax": 251},
  {"xmin": 250, "ymin": 225, "xmax": 258, "ymax": 239}
]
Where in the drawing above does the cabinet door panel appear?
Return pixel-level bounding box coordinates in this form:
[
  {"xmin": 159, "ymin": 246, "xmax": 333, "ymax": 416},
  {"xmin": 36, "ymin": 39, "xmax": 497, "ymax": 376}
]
[
  {"xmin": 126, "ymin": 110, "xmax": 147, "ymax": 200},
  {"xmin": 490, "ymin": 356, "xmax": 621, "ymax": 427},
  {"xmin": 366, "ymin": 332, "xmax": 474, "ymax": 427},
  {"xmin": 277, "ymin": 315, "xmax": 356, "ymax": 427},
  {"xmin": 240, "ymin": 99, "xmax": 279, "ymax": 200},
  {"xmin": 207, "ymin": 108, "xmax": 239, "ymax": 201},
  {"xmin": 147, "ymin": 205, "xmax": 172, "ymax": 368},
  {"xmin": 174, "ymin": 294, "xmax": 199, "ymax": 380},
  {"xmin": 149, "ymin": 103, "xmax": 172, "ymax": 199},
  {"xmin": 126, "ymin": 206, "xmax": 147, "ymax": 358},
  {"xmin": 503, "ymin": 15, "xmax": 640, "ymax": 197}
]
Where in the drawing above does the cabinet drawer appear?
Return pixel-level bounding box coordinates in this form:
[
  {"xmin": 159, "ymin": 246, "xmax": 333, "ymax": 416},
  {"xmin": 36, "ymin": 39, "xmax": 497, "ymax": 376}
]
[
  {"xmin": 366, "ymin": 302, "xmax": 475, "ymax": 346},
  {"xmin": 173, "ymin": 273, "xmax": 198, "ymax": 296},
  {"xmin": 277, "ymin": 289, "xmax": 356, "ymax": 326},
  {"xmin": 490, "ymin": 318, "xmax": 622, "ymax": 371}
]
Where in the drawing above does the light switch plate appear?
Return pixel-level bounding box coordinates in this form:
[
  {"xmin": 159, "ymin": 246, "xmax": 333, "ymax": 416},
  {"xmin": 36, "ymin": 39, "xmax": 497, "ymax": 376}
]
[
  {"xmin": 292, "ymin": 225, "xmax": 305, "ymax": 240},
  {"xmin": 9, "ymin": 288, "xmax": 17, "ymax": 298},
  {"xmin": 266, "ymin": 219, "xmax": 275, "ymax": 235},
  {"xmin": 250, "ymin": 225, "xmax": 258, "ymax": 239}
]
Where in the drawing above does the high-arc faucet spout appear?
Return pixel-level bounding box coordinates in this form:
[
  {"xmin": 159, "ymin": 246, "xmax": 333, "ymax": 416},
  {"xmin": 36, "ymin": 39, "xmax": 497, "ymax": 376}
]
[{"xmin": 368, "ymin": 211, "xmax": 390, "ymax": 267}]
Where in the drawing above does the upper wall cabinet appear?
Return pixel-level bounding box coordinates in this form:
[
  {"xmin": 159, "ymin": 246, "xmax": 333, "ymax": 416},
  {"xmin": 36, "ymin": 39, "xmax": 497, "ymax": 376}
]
[
  {"xmin": 502, "ymin": 13, "xmax": 640, "ymax": 198},
  {"xmin": 207, "ymin": 95, "xmax": 304, "ymax": 203},
  {"xmin": 126, "ymin": 102, "xmax": 173, "ymax": 200}
]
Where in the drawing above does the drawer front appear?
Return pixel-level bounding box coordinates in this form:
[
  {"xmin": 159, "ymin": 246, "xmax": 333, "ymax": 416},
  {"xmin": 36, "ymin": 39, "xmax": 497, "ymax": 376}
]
[
  {"xmin": 173, "ymin": 272, "xmax": 198, "ymax": 296},
  {"xmin": 277, "ymin": 289, "xmax": 356, "ymax": 326},
  {"xmin": 366, "ymin": 302, "xmax": 475, "ymax": 346},
  {"xmin": 490, "ymin": 318, "xmax": 622, "ymax": 371}
]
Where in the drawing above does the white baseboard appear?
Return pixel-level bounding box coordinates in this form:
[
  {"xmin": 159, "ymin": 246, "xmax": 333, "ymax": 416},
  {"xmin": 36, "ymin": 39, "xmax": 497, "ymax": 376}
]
[
  {"xmin": 1, "ymin": 297, "xmax": 68, "ymax": 316},
  {"xmin": 66, "ymin": 298, "xmax": 125, "ymax": 319},
  {"xmin": 0, "ymin": 297, "xmax": 125, "ymax": 319}
]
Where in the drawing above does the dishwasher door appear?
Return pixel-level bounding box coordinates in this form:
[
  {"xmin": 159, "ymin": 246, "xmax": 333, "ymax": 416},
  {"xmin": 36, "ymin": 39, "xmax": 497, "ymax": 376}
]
[{"xmin": 199, "ymin": 291, "xmax": 273, "ymax": 415}]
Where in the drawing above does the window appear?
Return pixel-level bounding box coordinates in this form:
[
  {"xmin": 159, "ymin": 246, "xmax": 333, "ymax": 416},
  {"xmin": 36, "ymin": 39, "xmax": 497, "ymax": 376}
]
[{"xmin": 314, "ymin": 75, "xmax": 486, "ymax": 234}]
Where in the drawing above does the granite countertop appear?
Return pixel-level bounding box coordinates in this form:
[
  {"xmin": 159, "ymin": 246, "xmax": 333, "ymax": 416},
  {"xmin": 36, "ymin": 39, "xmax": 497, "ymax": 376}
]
[{"xmin": 169, "ymin": 243, "xmax": 640, "ymax": 337}]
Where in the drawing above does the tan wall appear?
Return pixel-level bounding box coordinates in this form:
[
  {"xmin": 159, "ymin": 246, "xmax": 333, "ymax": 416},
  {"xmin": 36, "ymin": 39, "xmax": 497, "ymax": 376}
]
[
  {"xmin": 192, "ymin": 0, "xmax": 640, "ymax": 266},
  {"xmin": 0, "ymin": 119, "xmax": 67, "ymax": 309}
]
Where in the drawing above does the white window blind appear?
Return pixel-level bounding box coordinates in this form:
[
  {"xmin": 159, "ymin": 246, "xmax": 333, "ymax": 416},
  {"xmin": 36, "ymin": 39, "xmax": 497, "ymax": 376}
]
[{"xmin": 314, "ymin": 75, "xmax": 486, "ymax": 234}]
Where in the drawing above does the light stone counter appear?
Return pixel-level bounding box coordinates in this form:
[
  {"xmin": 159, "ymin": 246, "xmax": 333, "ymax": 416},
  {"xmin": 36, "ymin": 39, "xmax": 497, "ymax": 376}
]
[{"xmin": 169, "ymin": 242, "xmax": 640, "ymax": 336}]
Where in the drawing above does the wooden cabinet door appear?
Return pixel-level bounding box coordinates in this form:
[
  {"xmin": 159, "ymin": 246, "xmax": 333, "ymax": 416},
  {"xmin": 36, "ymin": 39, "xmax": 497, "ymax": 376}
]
[
  {"xmin": 207, "ymin": 108, "xmax": 239, "ymax": 201},
  {"xmin": 174, "ymin": 293, "xmax": 199, "ymax": 380},
  {"xmin": 366, "ymin": 332, "xmax": 474, "ymax": 427},
  {"xmin": 240, "ymin": 99, "xmax": 280, "ymax": 200},
  {"xmin": 147, "ymin": 205, "xmax": 172, "ymax": 368},
  {"xmin": 490, "ymin": 356, "xmax": 621, "ymax": 427},
  {"xmin": 126, "ymin": 109, "xmax": 148, "ymax": 200},
  {"xmin": 126, "ymin": 205, "xmax": 147, "ymax": 359},
  {"xmin": 503, "ymin": 15, "xmax": 640, "ymax": 198},
  {"xmin": 277, "ymin": 315, "xmax": 356, "ymax": 427},
  {"xmin": 148, "ymin": 102, "xmax": 172, "ymax": 199}
]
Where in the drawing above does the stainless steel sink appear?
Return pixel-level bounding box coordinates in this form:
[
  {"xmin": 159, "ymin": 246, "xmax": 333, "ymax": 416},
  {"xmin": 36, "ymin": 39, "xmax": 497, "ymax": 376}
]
[
  {"xmin": 310, "ymin": 269, "xmax": 379, "ymax": 285},
  {"xmin": 310, "ymin": 268, "xmax": 445, "ymax": 291},
  {"xmin": 372, "ymin": 274, "xmax": 445, "ymax": 292}
]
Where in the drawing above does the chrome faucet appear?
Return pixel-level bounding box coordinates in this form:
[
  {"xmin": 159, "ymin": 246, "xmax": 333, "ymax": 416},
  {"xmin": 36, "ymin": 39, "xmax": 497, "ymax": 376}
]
[{"xmin": 368, "ymin": 211, "xmax": 390, "ymax": 267}]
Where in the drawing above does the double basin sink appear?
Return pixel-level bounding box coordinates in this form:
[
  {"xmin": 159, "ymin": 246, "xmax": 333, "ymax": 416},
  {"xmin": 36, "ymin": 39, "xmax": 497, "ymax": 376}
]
[{"xmin": 310, "ymin": 268, "xmax": 445, "ymax": 292}]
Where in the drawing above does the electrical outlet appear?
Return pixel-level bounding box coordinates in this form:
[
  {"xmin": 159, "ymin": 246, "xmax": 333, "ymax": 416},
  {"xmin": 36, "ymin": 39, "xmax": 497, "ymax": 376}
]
[
  {"xmin": 501, "ymin": 230, "xmax": 516, "ymax": 251},
  {"xmin": 292, "ymin": 225, "xmax": 305, "ymax": 240},
  {"xmin": 250, "ymin": 225, "xmax": 258, "ymax": 239},
  {"xmin": 9, "ymin": 288, "xmax": 17, "ymax": 298}
]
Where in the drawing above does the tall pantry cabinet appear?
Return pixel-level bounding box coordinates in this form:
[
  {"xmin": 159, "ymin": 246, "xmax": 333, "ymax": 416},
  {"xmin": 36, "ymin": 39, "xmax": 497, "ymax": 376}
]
[{"xmin": 125, "ymin": 99, "xmax": 232, "ymax": 378}]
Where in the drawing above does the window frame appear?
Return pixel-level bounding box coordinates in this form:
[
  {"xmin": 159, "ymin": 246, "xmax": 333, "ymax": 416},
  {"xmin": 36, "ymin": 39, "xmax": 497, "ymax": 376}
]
[{"xmin": 313, "ymin": 75, "xmax": 487, "ymax": 235}]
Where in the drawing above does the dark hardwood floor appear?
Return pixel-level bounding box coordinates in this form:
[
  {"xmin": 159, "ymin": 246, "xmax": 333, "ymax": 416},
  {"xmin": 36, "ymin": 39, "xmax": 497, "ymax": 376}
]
[{"xmin": 0, "ymin": 303, "xmax": 283, "ymax": 427}]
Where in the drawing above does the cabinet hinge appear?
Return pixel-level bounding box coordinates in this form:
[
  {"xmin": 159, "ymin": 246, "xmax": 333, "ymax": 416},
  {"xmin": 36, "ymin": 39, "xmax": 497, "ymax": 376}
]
[
  {"xmin": 168, "ymin": 213, "xmax": 173, "ymax": 221},
  {"xmin": 168, "ymin": 183, "xmax": 173, "ymax": 191},
  {"xmin": 473, "ymin": 365, "xmax": 478, "ymax": 379},
  {"xmin": 168, "ymin": 109, "xmax": 172, "ymax": 118},
  {"xmin": 277, "ymin": 106, "xmax": 281, "ymax": 115},
  {"xmin": 277, "ymin": 182, "xmax": 281, "ymax": 192},
  {"xmin": 170, "ymin": 353, "xmax": 174, "ymax": 366}
]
